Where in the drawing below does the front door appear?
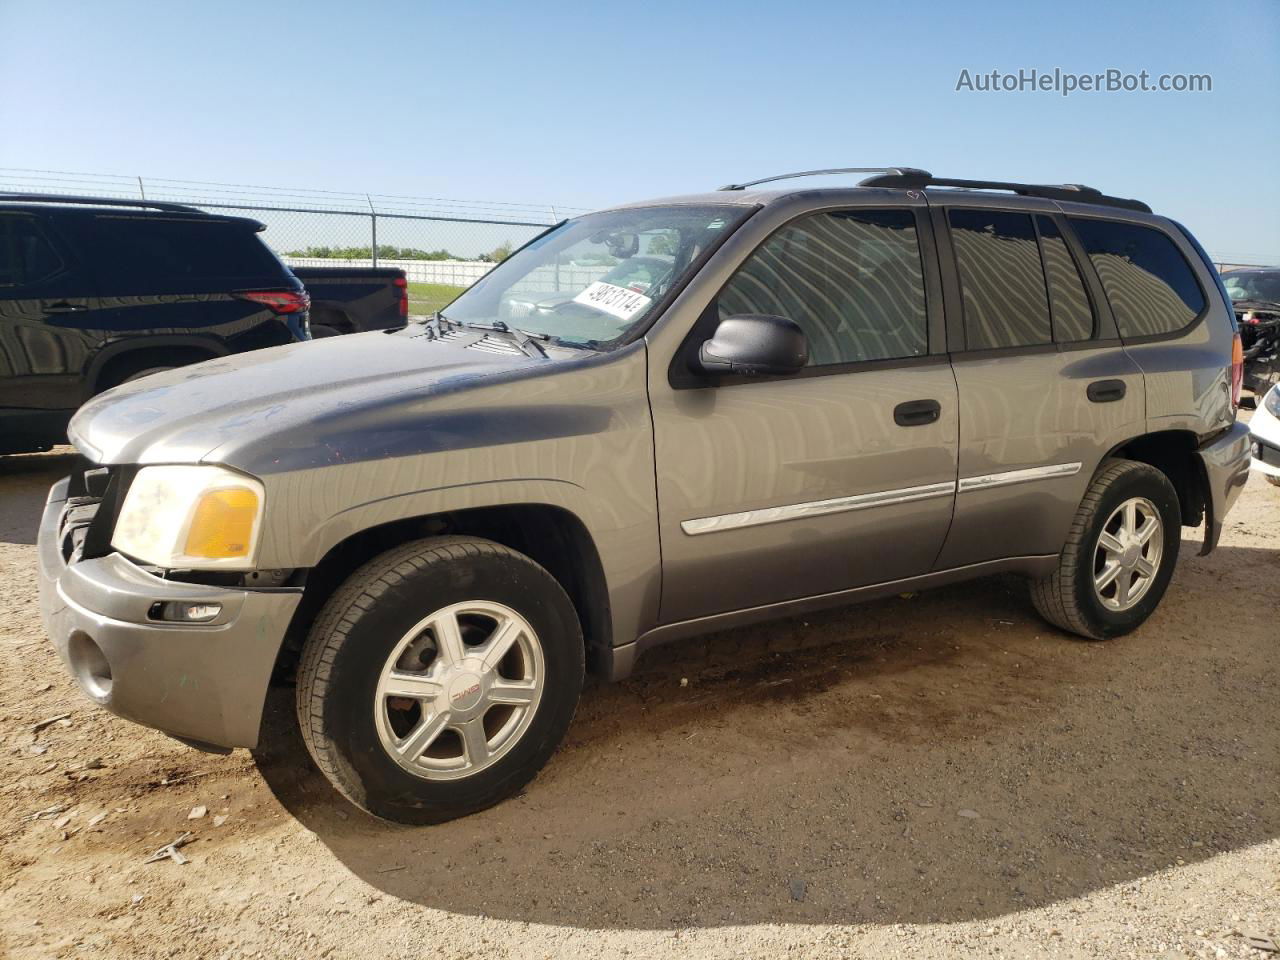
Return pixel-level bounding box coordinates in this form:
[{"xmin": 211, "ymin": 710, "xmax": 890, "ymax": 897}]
[{"xmin": 649, "ymin": 204, "xmax": 959, "ymax": 623}]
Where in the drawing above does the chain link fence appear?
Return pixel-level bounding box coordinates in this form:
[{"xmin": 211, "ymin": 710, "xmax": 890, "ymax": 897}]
[{"xmin": 0, "ymin": 167, "xmax": 593, "ymax": 314}]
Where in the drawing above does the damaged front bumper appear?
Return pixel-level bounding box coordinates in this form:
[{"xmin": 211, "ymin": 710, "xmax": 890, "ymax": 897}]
[{"xmin": 36, "ymin": 475, "xmax": 301, "ymax": 749}]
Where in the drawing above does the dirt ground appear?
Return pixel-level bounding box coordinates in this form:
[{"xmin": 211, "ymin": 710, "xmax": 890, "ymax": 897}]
[{"xmin": 0, "ymin": 444, "xmax": 1277, "ymax": 960}]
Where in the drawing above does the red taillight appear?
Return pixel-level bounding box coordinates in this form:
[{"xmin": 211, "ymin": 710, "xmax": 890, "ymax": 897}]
[
  {"xmin": 234, "ymin": 290, "xmax": 310, "ymax": 315},
  {"xmin": 1231, "ymin": 331, "xmax": 1244, "ymax": 407},
  {"xmin": 394, "ymin": 275, "xmax": 408, "ymax": 318}
]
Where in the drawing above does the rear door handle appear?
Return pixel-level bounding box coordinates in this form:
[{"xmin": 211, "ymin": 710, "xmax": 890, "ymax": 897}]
[
  {"xmin": 42, "ymin": 301, "xmax": 89, "ymax": 314},
  {"xmin": 894, "ymin": 398, "xmax": 941, "ymax": 427},
  {"xmin": 1087, "ymin": 379, "xmax": 1126, "ymax": 403}
]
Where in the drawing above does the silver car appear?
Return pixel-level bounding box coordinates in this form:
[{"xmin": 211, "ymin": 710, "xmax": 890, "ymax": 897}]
[{"xmin": 38, "ymin": 168, "xmax": 1252, "ymax": 824}]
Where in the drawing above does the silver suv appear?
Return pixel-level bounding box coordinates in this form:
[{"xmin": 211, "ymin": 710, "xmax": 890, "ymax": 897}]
[{"xmin": 38, "ymin": 168, "xmax": 1252, "ymax": 824}]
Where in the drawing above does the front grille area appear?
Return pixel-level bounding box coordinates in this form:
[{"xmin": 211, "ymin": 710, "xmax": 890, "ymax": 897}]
[{"xmin": 58, "ymin": 464, "xmax": 133, "ymax": 564}]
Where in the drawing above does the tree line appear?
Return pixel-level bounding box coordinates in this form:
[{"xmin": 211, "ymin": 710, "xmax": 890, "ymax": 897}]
[{"xmin": 284, "ymin": 242, "xmax": 513, "ymax": 263}]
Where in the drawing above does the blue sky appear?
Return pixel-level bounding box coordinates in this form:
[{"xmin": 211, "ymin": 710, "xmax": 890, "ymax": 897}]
[{"xmin": 1, "ymin": 0, "xmax": 1277, "ymax": 263}]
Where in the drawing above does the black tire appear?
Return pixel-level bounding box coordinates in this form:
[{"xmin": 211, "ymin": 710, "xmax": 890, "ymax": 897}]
[
  {"xmin": 309, "ymin": 324, "xmax": 341, "ymax": 338},
  {"xmin": 121, "ymin": 365, "xmax": 176, "ymax": 384},
  {"xmin": 1030, "ymin": 459, "xmax": 1182, "ymax": 640},
  {"xmin": 295, "ymin": 536, "xmax": 584, "ymax": 824}
]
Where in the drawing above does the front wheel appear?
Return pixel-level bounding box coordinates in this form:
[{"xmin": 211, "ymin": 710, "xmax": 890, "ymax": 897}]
[
  {"xmin": 295, "ymin": 537, "xmax": 584, "ymax": 824},
  {"xmin": 1031, "ymin": 459, "xmax": 1181, "ymax": 640}
]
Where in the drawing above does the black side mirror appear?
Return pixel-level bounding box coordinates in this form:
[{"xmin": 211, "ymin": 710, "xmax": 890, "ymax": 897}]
[{"xmin": 695, "ymin": 314, "xmax": 809, "ymax": 377}]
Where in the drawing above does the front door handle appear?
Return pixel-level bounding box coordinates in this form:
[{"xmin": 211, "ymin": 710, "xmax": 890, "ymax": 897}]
[
  {"xmin": 1087, "ymin": 379, "xmax": 1126, "ymax": 403},
  {"xmin": 43, "ymin": 301, "xmax": 89, "ymax": 314},
  {"xmin": 894, "ymin": 398, "xmax": 941, "ymax": 427}
]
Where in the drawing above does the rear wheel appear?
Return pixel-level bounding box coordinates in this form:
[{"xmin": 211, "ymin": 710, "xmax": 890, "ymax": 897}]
[
  {"xmin": 1031, "ymin": 459, "xmax": 1181, "ymax": 640},
  {"xmin": 295, "ymin": 537, "xmax": 584, "ymax": 824}
]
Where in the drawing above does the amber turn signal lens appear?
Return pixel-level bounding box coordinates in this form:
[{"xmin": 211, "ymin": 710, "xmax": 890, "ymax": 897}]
[{"xmin": 183, "ymin": 488, "xmax": 260, "ymax": 559}]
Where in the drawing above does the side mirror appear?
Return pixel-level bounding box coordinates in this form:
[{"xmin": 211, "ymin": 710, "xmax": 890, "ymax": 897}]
[{"xmin": 695, "ymin": 314, "xmax": 809, "ymax": 377}]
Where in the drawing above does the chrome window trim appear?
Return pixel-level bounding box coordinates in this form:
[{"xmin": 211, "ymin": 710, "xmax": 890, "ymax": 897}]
[
  {"xmin": 680, "ymin": 480, "xmax": 955, "ymax": 536},
  {"xmin": 958, "ymin": 461, "xmax": 1082, "ymax": 492},
  {"xmin": 680, "ymin": 461, "xmax": 1083, "ymax": 536}
]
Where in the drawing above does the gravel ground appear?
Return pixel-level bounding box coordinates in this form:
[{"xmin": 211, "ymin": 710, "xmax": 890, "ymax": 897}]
[{"xmin": 0, "ymin": 444, "xmax": 1276, "ymax": 959}]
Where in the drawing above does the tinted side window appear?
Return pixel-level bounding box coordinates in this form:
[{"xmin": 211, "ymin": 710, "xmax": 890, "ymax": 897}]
[
  {"xmin": 88, "ymin": 216, "xmax": 281, "ymax": 289},
  {"xmin": 717, "ymin": 209, "xmax": 928, "ymax": 366},
  {"xmin": 1037, "ymin": 216, "xmax": 1094, "ymax": 342},
  {"xmin": 1069, "ymin": 218, "xmax": 1205, "ymax": 338},
  {"xmin": 948, "ymin": 210, "xmax": 1051, "ymax": 350},
  {"xmin": 0, "ymin": 215, "xmax": 63, "ymax": 288}
]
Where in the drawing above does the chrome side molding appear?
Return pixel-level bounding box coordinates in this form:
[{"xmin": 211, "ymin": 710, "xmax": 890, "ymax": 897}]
[
  {"xmin": 680, "ymin": 462, "xmax": 1083, "ymax": 536},
  {"xmin": 680, "ymin": 480, "xmax": 954, "ymax": 535},
  {"xmin": 957, "ymin": 461, "xmax": 1082, "ymax": 492}
]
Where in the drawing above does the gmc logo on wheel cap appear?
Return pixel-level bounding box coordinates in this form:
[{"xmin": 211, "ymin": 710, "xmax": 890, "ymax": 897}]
[{"xmin": 452, "ymin": 682, "xmax": 481, "ymax": 703}]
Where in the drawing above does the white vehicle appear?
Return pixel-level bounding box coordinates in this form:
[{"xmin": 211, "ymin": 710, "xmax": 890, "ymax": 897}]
[{"xmin": 1249, "ymin": 384, "xmax": 1280, "ymax": 486}]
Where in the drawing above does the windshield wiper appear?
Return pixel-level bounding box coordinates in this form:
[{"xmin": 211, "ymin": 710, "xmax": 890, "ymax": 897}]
[{"xmin": 429, "ymin": 315, "xmax": 551, "ymax": 358}]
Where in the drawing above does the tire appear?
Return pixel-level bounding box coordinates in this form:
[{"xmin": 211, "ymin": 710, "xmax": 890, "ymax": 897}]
[
  {"xmin": 309, "ymin": 324, "xmax": 340, "ymax": 338},
  {"xmin": 295, "ymin": 536, "xmax": 584, "ymax": 824},
  {"xmin": 1031, "ymin": 459, "xmax": 1182, "ymax": 640},
  {"xmin": 121, "ymin": 365, "xmax": 176, "ymax": 384}
]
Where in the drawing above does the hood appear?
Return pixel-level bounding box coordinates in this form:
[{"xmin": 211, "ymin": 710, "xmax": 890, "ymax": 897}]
[{"xmin": 70, "ymin": 327, "xmax": 561, "ymax": 469}]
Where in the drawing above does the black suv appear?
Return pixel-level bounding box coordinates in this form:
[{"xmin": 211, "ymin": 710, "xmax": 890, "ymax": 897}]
[{"xmin": 0, "ymin": 194, "xmax": 309, "ymax": 454}]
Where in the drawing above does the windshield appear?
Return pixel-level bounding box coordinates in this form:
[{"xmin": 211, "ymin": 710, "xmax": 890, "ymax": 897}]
[
  {"xmin": 439, "ymin": 204, "xmax": 751, "ymax": 347},
  {"xmin": 1223, "ymin": 270, "xmax": 1280, "ymax": 303}
]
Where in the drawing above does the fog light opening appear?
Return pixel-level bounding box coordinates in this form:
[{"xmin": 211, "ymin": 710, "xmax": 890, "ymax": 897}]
[
  {"xmin": 68, "ymin": 632, "xmax": 113, "ymax": 700},
  {"xmin": 150, "ymin": 601, "xmax": 223, "ymax": 623}
]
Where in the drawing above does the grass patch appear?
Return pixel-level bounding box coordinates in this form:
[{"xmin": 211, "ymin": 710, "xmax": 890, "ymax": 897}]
[{"xmin": 407, "ymin": 282, "xmax": 467, "ymax": 316}]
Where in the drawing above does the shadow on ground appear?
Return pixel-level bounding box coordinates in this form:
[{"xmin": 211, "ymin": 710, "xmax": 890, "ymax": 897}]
[{"xmin": 255, "ymin": 536, "xmax": 1280, "ymax": 930}]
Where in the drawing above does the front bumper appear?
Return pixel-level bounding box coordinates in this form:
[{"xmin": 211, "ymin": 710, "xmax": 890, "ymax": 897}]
[
  {"xmin": 37, "ymin": 476, "xmax": 301, "ymax": 749},
  {"xmin": 1248, "ymin": 398, "xmax": 1280, "ymax": 480},
  {"xmin": 1195, "ymin": 420, "xmax": 1253, "ymax": 555}
]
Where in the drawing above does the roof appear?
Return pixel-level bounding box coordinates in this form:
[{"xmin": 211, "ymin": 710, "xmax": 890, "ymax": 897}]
[{"xmin": 608, "ymin": 167, "xmax": 1153, "ymax": 217}]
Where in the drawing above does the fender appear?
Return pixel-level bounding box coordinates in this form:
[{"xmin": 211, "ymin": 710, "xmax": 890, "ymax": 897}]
[{"xmin": 258, "ymin": 475, "xmax": 661, "ymax": 655}]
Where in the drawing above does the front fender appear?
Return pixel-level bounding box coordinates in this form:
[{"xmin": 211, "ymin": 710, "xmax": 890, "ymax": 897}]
[{"xmin": 261, "ymin": 474, "xmax": 660, "ymax": 656}]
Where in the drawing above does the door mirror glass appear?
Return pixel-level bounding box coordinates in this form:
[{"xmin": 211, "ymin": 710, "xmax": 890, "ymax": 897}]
[{"xmin": 695, "ymin": 314, "xmax": 809, "ymax": 377}]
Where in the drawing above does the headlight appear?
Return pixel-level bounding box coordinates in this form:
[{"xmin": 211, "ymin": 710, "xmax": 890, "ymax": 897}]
[
  {"xmin": 112, "ymin": 465, "xmax": 265, "ymax": 570},
  {"xmin": 1266, "ymin": 385, "xmax": 1280, "ymax": 418}
]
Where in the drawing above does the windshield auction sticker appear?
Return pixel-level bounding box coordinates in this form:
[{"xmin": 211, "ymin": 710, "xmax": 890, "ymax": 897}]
[{"xmin": 572, "ymin": 281, "xmax": 652, "ymax": 322}]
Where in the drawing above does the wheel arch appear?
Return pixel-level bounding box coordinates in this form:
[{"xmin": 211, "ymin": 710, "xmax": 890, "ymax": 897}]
[
  {"xmin": 86, "ymin": 336, "xmax": 229, "ymax": 398},
  {"xmin": 276, "ymin": 502, "xmax": 613, "ymax": 684},
  {"xmin": 1101, "ymin": 429, "xmax": 1206, "ymax": 528}
]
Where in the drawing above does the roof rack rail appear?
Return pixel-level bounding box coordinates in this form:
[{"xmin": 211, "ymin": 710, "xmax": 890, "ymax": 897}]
[
  {"xmin": 718, "ymin": 167, "xmax": 933, "ymax": 191},
  {"xmin": 0, "ymin": 192, "xmax": 203, "ymax": 214},
  {"xmin": 856, "ymin": 173, "xmax": 1151, "ymax": 214}
]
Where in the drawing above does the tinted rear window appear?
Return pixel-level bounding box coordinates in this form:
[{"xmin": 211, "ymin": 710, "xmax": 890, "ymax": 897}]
[
  {"xmin": 948, "ymin": 209, "xmax": 1052, "ymax": 350},
  {"xmin": 1069, "ymin": 218, "xmax": 1205, "ymax": 338},
  {"xmin": 88, "ymin": 216, "xmax": 281, "ymax": 289},
  {"xmin": 0, "ymin": 214, "xmax": 63, "ymax": 287}
]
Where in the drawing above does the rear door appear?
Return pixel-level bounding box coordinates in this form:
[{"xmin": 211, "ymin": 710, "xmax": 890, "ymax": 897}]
[
  {"xmin": 932, "ymin": 198, "xmax": 1145, "ymax": 567},
  {"xmin": 0, "ymin": 210, "xmax": 98, "ymax": 414},
  {"xmin": 649, "ymin": 198, "xmax": 959, "ymax": 623}
]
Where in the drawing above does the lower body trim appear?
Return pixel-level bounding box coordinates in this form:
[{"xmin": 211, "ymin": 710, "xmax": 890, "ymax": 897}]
[{"xmin": 606, "ymin": 554, "xmax": 1059, "ymax": 681}]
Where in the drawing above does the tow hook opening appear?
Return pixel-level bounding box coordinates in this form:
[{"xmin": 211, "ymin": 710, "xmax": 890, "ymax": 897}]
[{"xmin": 68, "ymin": 631, "xmax": 113, "ymax": 700}]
